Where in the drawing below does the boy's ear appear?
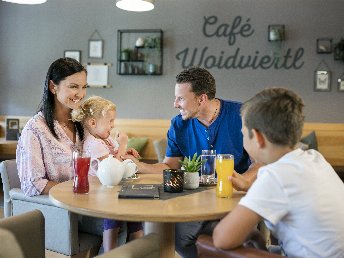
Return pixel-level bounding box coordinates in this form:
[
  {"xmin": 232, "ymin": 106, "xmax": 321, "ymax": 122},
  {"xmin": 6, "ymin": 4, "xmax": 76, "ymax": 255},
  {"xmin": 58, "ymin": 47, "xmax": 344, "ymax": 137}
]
[{"xmin": 252, "ymin": 129, "xmax": 265, "ymax": 148}]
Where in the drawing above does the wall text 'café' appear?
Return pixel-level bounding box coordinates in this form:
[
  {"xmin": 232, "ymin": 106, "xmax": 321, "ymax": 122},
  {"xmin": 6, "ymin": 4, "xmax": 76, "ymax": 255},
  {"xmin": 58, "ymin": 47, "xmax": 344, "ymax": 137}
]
[{"xmin": 175, "ymin": 15, "xmax": 305, "ymax": 70}]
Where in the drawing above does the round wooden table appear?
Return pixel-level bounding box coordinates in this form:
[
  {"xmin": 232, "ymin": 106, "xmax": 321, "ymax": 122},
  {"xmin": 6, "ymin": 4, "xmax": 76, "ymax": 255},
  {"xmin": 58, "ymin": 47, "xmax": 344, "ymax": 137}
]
[{"xmin": 49, "ymin": 174, "xmax": 245, "ymax": 258}]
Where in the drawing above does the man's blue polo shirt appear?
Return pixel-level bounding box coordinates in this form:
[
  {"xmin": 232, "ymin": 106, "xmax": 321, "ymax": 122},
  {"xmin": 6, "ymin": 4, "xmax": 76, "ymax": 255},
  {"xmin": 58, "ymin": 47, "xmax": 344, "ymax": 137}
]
[{"xmin": 166, "ymin": 99, "xmax": 250, "ymax": 173}]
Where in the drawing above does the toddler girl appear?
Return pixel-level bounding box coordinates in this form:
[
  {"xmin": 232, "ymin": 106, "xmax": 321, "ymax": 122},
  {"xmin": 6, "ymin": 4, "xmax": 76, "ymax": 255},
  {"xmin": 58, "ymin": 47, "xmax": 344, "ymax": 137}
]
[{"xmin": 71, "ymin": 96, "xmax": 143, "ymax": 251}]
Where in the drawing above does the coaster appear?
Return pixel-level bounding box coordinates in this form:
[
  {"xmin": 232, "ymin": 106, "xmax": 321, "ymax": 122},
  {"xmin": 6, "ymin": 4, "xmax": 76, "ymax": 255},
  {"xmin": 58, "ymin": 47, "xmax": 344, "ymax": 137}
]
[{"xmin": 199, "ymin": 182, "xmax": 216, "ymax": 186}]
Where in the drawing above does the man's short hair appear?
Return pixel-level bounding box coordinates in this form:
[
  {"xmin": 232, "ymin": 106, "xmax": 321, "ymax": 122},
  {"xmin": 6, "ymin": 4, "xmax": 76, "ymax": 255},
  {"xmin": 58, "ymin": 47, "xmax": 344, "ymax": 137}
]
[
  {"xmin": 176, "ymin": 67, "xmax": 216, "ymax": 99},
  {"xmin": 241, "ymin": 88, "xmax": 305, "ymax": 148}
]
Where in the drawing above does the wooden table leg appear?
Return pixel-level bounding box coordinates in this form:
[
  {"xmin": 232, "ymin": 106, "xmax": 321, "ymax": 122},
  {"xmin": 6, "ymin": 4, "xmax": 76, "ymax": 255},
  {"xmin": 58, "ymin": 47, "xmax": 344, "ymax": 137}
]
[{"xmin": 145, "ymin": 222, "xmax": 175, "ymax": 258}]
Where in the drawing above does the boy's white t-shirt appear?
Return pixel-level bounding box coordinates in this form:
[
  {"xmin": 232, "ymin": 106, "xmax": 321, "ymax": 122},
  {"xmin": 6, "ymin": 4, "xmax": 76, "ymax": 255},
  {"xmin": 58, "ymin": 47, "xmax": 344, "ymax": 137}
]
[{"xmin": 240, "ymin": 148, "xmax": 344, "ymax": 258}]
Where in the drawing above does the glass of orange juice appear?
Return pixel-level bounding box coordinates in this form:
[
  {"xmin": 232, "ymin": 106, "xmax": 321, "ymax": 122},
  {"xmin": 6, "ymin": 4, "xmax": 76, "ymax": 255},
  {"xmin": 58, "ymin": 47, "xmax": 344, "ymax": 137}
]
[{"xmin": 216, "ymin": 154, "xmax": 234, "ymax": 198}]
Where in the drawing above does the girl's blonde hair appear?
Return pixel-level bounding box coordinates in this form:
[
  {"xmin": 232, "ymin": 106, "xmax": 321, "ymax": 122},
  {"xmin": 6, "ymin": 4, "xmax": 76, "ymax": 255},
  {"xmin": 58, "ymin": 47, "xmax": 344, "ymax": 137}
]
[{"xmin": 71, "ymin": 96, "xmax": 116, "ymax": 122}]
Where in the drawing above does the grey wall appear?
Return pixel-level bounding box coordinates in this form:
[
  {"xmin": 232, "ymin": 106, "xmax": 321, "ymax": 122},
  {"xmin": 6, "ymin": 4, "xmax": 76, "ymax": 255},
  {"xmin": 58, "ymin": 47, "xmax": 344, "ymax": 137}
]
[{"xmin": 0, "ymin": 0, "xmax": 343, "ymax": 122}]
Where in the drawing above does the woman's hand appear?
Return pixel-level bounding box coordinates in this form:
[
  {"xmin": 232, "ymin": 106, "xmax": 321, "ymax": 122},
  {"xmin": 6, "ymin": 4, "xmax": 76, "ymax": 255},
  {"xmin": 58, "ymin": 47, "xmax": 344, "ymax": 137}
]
[{"xmin": 126, "ymin": 148, "xmax": 140, "ymax": 159}]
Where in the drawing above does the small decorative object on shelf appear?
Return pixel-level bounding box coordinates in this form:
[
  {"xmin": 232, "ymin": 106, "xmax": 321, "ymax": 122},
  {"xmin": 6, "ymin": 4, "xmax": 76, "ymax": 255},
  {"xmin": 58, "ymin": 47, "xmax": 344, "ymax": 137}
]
[
  {"xmin": 135, "ymin": 37, "xmax": 144, "ymax": 47},
  {"xmin": 117, "ymin": 29, "xmax": 163, "ymax": 75},
  {"xmin": 120, "ymin": 48, "xmax": 131, "ymax": 61}
]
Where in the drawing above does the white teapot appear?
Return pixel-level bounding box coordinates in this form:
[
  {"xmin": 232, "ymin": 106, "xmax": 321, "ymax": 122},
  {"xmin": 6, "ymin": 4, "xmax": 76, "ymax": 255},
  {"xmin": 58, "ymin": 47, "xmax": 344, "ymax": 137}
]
[{"xmin": 92, "ymin": 155, "xmax": 125, "ymax": 187}]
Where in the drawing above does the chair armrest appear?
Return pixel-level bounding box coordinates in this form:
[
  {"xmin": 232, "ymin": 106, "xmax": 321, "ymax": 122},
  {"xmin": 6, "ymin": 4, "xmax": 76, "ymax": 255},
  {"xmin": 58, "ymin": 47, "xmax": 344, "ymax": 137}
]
[
  {"xmin": 9, "ymin": 189, "xmax": 80, "ymax": 255},
  {"xmin": 97, "ymin": 233, "xmax": 160, "ymax": 258},
  {"xmin": 196, "ymin": 234, "xmax": 283, "ymax": 258},
  {"xmin": 10, "ymin": 188, "xmax": 56, "ymax": 206}
]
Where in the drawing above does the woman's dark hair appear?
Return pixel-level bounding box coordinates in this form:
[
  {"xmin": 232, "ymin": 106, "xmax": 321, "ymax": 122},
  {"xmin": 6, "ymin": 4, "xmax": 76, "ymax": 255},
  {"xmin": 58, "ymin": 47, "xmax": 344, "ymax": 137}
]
[{"xmin": 38, "ymin": 57, "xmax": 87, "ymax": 140}]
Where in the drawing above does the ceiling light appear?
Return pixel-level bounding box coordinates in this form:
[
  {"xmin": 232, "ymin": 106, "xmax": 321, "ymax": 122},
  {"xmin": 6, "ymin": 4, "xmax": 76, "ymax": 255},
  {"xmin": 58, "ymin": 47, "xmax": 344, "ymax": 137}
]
[
  {"xmin": 2, "ymin": 0, "xmax": 47, "ymax": 4},
  {"xmin": 116, "ymin": 0, "xmax": 154, "ymax": 12}
]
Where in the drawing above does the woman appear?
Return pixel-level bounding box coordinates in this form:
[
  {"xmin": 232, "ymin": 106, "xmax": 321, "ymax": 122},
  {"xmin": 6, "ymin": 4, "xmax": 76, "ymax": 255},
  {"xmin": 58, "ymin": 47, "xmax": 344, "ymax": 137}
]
[{"xmin": 16, "ymin": 57, "xmax": 87, "ymax": 196}]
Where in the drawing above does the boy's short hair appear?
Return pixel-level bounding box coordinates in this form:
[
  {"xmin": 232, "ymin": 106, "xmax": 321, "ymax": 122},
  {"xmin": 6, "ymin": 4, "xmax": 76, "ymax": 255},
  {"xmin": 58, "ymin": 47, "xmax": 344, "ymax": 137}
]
[
  {"xmin": 241, "ymin": 87, "xmax": 304, "ymax": 148},
  {"xmin": 176, "ymin": 67, "xmax": 216, "ymax": 99}
]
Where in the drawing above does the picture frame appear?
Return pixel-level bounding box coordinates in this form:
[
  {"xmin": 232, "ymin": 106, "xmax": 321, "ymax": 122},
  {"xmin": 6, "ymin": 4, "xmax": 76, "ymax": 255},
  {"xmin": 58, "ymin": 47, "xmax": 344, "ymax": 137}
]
[
  {"xmin": 88, "ymin": 39, "xmax": 103, "ymax": 58},
  {"xmin": 334, "ymin": 39, "xmax": 344, "ymax": 61},
  {"xmin": 5, "ymin": 118, "xmax": 20, "ymax": 140},
  {"xmin": 316, "ymin": 38, "xmax": 332, "ymax": 54},
  {"xmin": 64, "ymin": 50, "xmax": 81, "ymax": 62},
  {"xmin": 86, "ymin": 63, "xmax": 111, "ymax": 88},
  {"xmin": 314, "ymin": 70, "xmax": 331, "ymax": 92},
  {"xmin": 338, "ymin": 73, "xmax": 344, "ymax": 92}
]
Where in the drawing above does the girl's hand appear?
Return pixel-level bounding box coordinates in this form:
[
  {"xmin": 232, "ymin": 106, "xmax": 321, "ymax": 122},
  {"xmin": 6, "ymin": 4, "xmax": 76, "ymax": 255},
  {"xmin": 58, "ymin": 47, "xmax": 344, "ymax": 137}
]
[
  {"xmin": 126, "ymin": 148, "xmax": 140, "ymax": 159},
  {"xmin": 116, "ymin": 132, "xmax": 128, "ymax": 146}
]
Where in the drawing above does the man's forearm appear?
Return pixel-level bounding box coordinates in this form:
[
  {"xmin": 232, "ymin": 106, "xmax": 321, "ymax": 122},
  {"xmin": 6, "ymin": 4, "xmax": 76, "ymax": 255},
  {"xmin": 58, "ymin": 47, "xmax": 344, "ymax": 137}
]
[{"xmin": 137, "ymin": 161, "xmax": 170, "ymax": 174}]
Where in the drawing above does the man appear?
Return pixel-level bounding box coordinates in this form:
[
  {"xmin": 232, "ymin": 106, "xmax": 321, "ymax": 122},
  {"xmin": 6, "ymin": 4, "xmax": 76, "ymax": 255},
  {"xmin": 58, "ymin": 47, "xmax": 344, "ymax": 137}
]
[{"xmin": 125, "ymin": 67, "xmax": 259, "ymax": 258}]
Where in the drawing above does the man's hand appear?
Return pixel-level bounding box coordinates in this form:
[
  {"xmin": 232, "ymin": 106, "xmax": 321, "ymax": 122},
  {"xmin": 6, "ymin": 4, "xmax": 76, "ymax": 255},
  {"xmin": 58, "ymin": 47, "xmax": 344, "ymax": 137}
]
[{"xmin": 126, "ymin": 148, "xmax": 140, "ymax": 159}]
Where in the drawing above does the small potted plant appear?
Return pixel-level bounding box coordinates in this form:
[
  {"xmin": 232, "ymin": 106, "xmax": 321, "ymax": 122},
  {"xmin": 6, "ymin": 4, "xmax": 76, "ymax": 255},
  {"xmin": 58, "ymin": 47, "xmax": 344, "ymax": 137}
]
[
  {"xmin": 179, "ymin": 153, "xmax": 205, "ymax": 189},
  {"xmin": 120, "ymin": 48, "xmax": 131, "ymax": 61}
]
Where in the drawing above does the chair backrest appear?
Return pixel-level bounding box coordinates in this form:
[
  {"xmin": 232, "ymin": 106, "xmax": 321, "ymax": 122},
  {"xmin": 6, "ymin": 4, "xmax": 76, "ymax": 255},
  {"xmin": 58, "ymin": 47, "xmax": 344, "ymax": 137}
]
[
  {"xmin": 0, "ymin": 209, "xmax": 45, "ymax": 258},
  {"xmin": 153, "ymin": 138, "xmax": 167, "ymax": 163},
  {"xmin": 97, "ymin": 233, "xmax": 160, "ymax": 258},
  {"xmin": 0, "ymin": 159, "xmax": 20, "ymax": 217}
]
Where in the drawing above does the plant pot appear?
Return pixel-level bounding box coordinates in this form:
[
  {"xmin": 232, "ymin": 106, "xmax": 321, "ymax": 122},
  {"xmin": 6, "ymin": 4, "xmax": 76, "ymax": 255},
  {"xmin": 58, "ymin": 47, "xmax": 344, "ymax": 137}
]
[
  {"xmin": 183, "ymin": 172, "xmax": 200, "ymax": 190},
  {"xmin": 121, "ymin": 52, "xmax": 129, "ymax": 61}
]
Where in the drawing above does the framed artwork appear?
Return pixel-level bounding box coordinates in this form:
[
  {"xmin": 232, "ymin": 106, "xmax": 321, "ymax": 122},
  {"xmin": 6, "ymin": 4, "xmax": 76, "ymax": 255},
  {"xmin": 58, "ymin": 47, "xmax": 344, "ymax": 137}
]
[
  {"xmin": 64, "ymin": 50, "xmax": 81, "ymax": 62},
  {"xmin": 86, "ymin": 64, "xmax": 111, "ymax": 88},
  {"xmin": 314, "ymin": 71, "xmax": 331, "ymax": 92},
  {"xmin": 88, "ymin": 39, "xmax": 103, "ymax": 58},
  {"xmin": 334, "ymin": 39, "xmax": 344, "ymax": 61},
  {"xmin": 5, "ymin": 118, "xmax": 20, "ymax": 140},
  {"xmin": 316, "ymin": 38, "xmax": 332, "ymax": 54}
]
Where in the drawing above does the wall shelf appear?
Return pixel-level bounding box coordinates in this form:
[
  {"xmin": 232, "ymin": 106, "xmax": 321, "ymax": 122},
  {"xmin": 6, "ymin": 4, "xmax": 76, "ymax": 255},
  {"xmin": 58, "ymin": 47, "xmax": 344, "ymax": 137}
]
[{"xmin": 117, "ymin": 29, "xmax": 163, "ymax": 75}]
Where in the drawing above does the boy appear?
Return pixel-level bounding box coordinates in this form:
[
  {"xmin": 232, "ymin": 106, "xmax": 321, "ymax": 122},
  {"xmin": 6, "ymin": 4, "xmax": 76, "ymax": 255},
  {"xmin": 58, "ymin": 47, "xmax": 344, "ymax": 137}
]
[{"xmin": 213, "ymin": 88, "xmax": 344, "ymax": 257}]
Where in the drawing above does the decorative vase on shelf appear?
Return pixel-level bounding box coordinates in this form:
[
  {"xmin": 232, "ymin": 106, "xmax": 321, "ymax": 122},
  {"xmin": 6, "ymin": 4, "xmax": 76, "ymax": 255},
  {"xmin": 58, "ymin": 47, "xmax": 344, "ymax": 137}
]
[
  {"xmin": 147, "ymin": 63, "xmax": 156, "ymax": 74},
  {"xmin": 135, "ymin": 37, "xmax": 144, "ymax": 47}
]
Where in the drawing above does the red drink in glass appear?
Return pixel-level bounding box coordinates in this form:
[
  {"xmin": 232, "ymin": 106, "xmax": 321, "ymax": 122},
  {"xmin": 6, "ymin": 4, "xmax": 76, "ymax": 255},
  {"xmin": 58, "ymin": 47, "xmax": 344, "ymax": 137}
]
[{"xmin": 73, "ymin": 152, "xmax": 90, "ymax": 194}]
